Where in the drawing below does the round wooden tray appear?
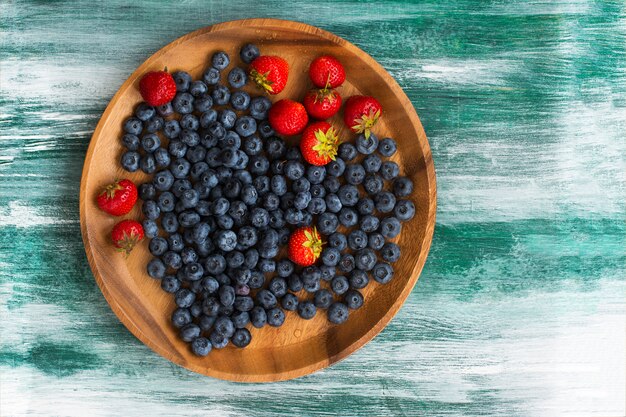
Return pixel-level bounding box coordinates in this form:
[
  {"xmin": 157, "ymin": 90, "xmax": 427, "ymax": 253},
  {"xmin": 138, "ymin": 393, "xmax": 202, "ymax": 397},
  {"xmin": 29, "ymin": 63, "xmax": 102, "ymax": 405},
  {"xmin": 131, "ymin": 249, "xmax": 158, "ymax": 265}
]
[{"xmin": 80, "ymin": 18, "xmax": 436, "ymax": 382}]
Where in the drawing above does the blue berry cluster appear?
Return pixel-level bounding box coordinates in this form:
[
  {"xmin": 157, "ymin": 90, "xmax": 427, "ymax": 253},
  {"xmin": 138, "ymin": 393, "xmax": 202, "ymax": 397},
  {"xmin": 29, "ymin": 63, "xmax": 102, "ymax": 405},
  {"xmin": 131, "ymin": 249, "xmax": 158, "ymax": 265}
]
[{"xmin": 119, "ymin": 45, "xmax": 415, "ymax": 357}]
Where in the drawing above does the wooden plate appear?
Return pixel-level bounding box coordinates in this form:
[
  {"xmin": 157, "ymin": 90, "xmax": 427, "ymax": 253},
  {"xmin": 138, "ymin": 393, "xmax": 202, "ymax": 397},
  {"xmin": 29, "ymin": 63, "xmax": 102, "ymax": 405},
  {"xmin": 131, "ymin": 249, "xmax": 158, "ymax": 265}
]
[{"xmin": 80, "ymin": 18, "xmax": 436, "ymax": 382}]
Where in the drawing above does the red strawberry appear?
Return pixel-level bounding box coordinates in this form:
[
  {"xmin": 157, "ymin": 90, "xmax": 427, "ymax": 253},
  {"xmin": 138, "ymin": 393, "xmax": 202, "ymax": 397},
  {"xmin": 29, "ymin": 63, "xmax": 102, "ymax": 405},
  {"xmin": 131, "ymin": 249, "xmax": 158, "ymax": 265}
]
[
  {"xmin": 249, "ymin": 56, "xmax": 289, "ymax": 95},
  {"xmin": 111, "ymin": 219, "xmax": 144, "ymax": 255},
  {"xmin": 139, "ymin": 71, "xmax": 177, "ymax": 106},
  {"xmin": 268, "ymin": 99, "xmax": 309, "ymax": 136},
  {"xmin": 97, "ymin": 179, "xmax": 138, "ymax": 216},
  {"xmin": 288, "ymin": 226, "xmax": 323, "ymax": 267},
  {"xmin": 303, "ymin": 88, "xmax": 342, "ymax": 120},
  {"xmin": 343, "ymin": 95, "xmax": 382, "ymax": 139},
  {"xmin": 300, "ymin": 121, "xmax": 340, "ymax": 166},
  {"xmin": 309, "ymin": 55, "xmax": 345, "ymax": 88}
]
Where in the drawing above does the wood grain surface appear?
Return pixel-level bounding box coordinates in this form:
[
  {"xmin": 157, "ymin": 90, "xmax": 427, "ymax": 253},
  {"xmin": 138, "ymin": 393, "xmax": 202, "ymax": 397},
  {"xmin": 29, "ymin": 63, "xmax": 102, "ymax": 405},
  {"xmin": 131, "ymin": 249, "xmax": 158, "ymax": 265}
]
[
  {"xmin": 80, "ymin": 18, "xmax": 436, "ymax": 382},
  {"xmin": 1, "ymin": 0, "xmax": 625, "ymax": 416}
]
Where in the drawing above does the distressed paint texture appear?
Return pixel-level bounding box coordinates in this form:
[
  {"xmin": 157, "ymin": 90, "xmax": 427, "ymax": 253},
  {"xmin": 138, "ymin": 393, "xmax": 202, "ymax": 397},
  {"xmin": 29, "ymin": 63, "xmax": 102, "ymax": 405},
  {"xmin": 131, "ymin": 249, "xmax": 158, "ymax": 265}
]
[{"xmin": 1, "ymin": 1, "xmax": 625, "ymax": 416}]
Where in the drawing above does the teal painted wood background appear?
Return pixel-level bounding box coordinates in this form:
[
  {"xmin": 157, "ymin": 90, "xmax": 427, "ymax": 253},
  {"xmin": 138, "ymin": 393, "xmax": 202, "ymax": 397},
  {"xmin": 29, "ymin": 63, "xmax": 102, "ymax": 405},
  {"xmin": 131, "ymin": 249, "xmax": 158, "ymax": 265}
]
[{"xmin": 1, "ymin": 1, "xmax": 625, "ymax": 416}]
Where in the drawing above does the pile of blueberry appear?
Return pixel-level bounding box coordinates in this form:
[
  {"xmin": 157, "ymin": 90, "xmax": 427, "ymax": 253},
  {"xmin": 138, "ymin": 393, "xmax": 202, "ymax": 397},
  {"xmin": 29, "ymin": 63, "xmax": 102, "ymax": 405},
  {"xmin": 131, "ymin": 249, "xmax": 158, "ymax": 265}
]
[{"xmin": 118, "ymin": 45, "xmax": 416, "ymax": 356}]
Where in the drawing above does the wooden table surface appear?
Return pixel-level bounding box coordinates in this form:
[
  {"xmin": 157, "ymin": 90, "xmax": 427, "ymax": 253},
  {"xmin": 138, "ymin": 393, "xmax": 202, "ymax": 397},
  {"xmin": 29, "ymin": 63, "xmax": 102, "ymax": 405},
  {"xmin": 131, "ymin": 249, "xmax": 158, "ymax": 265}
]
[{"xmin": 1, "ymin": 1, "xmax": 624, "ymax": 416}]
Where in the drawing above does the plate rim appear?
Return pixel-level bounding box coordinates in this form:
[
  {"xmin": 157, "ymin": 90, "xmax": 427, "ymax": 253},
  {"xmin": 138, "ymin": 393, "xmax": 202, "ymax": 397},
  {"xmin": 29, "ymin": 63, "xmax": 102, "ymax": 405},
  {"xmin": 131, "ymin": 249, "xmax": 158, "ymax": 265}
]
[{"xmin": 79, "ymin": 17, "xmax": 437, "ymax": 382}]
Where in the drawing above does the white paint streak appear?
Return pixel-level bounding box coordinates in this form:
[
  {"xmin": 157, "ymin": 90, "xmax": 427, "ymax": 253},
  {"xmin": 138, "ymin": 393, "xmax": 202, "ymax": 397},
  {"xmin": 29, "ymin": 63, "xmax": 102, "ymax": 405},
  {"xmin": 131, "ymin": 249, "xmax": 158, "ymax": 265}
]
[{"xmin": 0, "ymin": 201, "xmax": 77, "ymax": 227}]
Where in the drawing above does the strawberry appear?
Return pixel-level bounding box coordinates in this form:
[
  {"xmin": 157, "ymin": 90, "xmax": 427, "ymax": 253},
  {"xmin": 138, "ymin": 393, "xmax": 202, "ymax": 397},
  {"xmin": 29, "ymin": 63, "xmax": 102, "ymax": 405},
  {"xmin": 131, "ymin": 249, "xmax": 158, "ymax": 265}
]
[
  {"xmin": 268, "ymin": 99, "xmax": 309, "ymax": 136},
  {"xmin": 343, "ymin": 95, "xmax": 382, "ymax": 139},
  {"xmin": 303, "ymin": 88, "xmax": 342, "ymax": 120},
  {"xmin": 111, "ymin": 219, "xmax": 144, "ymax": 255},
  {"xmin": 309, "ymin": 55, "xmax": 345, "ymax": 88},
  {"xmin": 97, "ymin": 179, "xmax": 138, "ymax": 216},
  {"xmin": 288, "ymin": 226, "xmax": 323, "ymax": 267},
  {"xmin": 139, "ymin": 71, "xmax": 177, "ymax": 106},
  {"xmin": 249, "ymin": 56, "xmax": 289, "ymax": 95},
  {"xmin": 300, "ymin": 121, "xmax": 340, "ymax": 166}
]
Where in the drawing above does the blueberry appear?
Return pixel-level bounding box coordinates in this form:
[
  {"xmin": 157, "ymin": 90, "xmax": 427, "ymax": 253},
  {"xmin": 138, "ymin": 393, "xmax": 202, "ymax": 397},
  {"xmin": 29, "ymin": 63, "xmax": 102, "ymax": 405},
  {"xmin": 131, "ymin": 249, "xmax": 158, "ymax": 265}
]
[
  {"xmin": 228, "ymin": 201, "xmax": 247, "ymax": 223},
  {"xmin": 188, "ymin": 80, "xmax": 206, "ymax": 98},
  {"xmin": 355, "ymin": 132, "xmax": 379, "ymax": 155},
  {"xmin": 191, "ymin": 337, "xmax": 212, "ymax": 356},
  {"xmin": 161, "ymin": 275, "xmax": 181, "ymax": 293},
  {"xmin": 250, "ymin": 155, "xmax": 270, "ymax": 175},
  {"xmin": 178, "ymin": 210, "xmax": 200, "ymax": 228},
  {"xmin": 269, "ymin": 277, "xmax": 288, "ymax": 298},
  {"xmin": 179, "ymin": 323, "xmax": 201, "ymax": 343},
  {"xmin": 249, "ymin": 96, "xmax": 272, "ymax": 120},
  {"xmin": 363, "ymin": 154, "xmax": 382, "ymax": 173},
  {"xmin": 306, "ymin": 166, "xmax": 326, "ymax": 184},
  {"xmin": 167, "ymin": 233, "xmax": 185, "ymax": 252},
  {"xmin": 236, "ymin": 226, "xmax": 257, "ymax": 249},
  {"xmin": 175, "ymin": 288, "xmax": 196, "ymax": 308},
  {"xmin": 203, "ymin": 67, "xmax": 220, "ymax": 85},
  {"xmin": 164, "ymin": 120, "xmax": 181, "ymax": 140},
  {"xmin": 209, "ymin": 331, "xmax": 229, "ymax": 349},
  {"xmin": 122, "ymin": 133, "xmax": 140, "ymax": 150},
  {"xmin": 202, "ymin": 297, "xmax": 220, "ymax": 317},
  {"xmin": 338, "ymin": 253, "xmax": 355, "ymax": 274},
  {"xmin": 171, "ymin": 308, "xmax": 192, "ymax": 328},
  {"xmin": 212, "ymin": 197, "xmax": 230, "ymax": 216},
  {"xmin": 180, "ymin": 247, "xmax": 198, "ymax": 266},
  {"xmin": 274, "ymin": 260, "xmax": 293, "ymax": 278},
  {"xmin": 375, "ymin": 192, "xmax": 396, "ymax": 213},
  {"xmin": 248, "ymin": 270, "xmax": 264, "ymax": 289},
  {"xmin": 338, "ymin": 208, "xmax": 358, "ymax": 228},
  {"xmin": 257, "ymin": 120, "xmax": 274, "ymax": 139},
  {"xmin": 381, "ymin": 217, "xmax": 402, "ymax": 238},
  {"xmin": 123, "ymin": 117, "xmax": 143, "ymax": 135},
  {"xmin": 255, "ymin": 289, "xmax": 277, "ymax": 309},
  {"xmin": 320, "ymin": 247, "xmax": 340, "ymax": 267},
  {"xmin": 121, "ymin": 151, "xmax": 140, "ymax": 172},
  {"xmin": 173, "ymin": 71, "xmax": 192, "ymax": 92},
  {"xmin": 154, "ymin": 148, "xmax": 171, "ymax": 168},
  {"xmin": 216, "ymin": 230, "xmax": 237, "ymax": 251},
  {"xmin": 243, "ymin": 249, "xmax": 259, "ymax": 269},
  {"xmin": 140, "ymin": 219, "xmax": 157, "ymax": 239},
  {"xmin": 288, "ymin": 274, "xmax": 303, "ymax": 292},
  {"xmin": 138, "ymin": 183, "xmax": 156, "ymax": 201},
  {"xmin": 212, "ymin": 84, "xmax": 231, "ymax": 106},
  {"xmin": 325, "ymin": 193, "xmax": 342, "ymax": 213},
  {"xmin": 233, "ymin": 150, "xmax": 249, "ymax": 170},
  {"xmin": 318, "ymin": 212, "xmax": 339, "ymax": 234},
  {"xmin": 323, "ymin": 176, "xmax": 341, "ymax": 194},
  {"xmin": 271, "ymin": 175, "xmax": 287, "ymax": 196},
  {"xmin": 234, "ymin": 169, "xmax": 252, "ymax": 184},
  {"xmin": 140, "ymin": 154, "xmax": 156, "ymax": 174},
  {"xmin": 281, "ymin": 293, "xmax": 299, "ymax": 311},
  {"xmin": 381, "ymin": 242, "xmax": 401, "ymax": 262},
  {"xmin": 253, "ymin": 176, "xmax": 271, "ymax": 196},
  {"xmin": 307, "ymin": 197, "xmax": 326, "ymax": 215},
  {"xmin": 371, "ymin": 262, "xmax": 393, "ymax": 285},
  {"xmin": 161, "ymin": 213, "xmax": 179, "ymax": 234},
  {"xmin": 285, "ymin": 208, "xmax": 304, "ymax": 225},
  {"xmin": 168, "ymin": 141, "xmax": 187, "ymax": 159},
  {"xmin": 285, "ymin": 160, "xmax": 305, "ymax": 180},
  {"xmin": 199, "ymin": 315, "xmax": 217, "ymax": 332},
  {"xmin": 240, "ymin": 43, "xmax": 260, "ymax": 63},
  {"xmin": 227, "ymin": 67, "xmax": 247, "ymax": 88},
  {"xmin": 233, "ymin": 294, "xmax": 254, "ymax": 312},
  {"xmin": 144, "ymin": 115, "xmax": 163, "ymax": 133},
  {"xmin": 171, "ymin": 158, "xmax": 191, "ymax": 179},
  {"xmin": 157, "ymin": 191, "xmax": 175, "ymax": 212},
  {"xmin": 171, "ymin": 179, "xmax": 192, "ymax": 197},
  {"xmin": 200, "ymin": 277, "xmax": 219, "ymax": 294},
  {"xmin": 142, "ymin": 200, "xmax": 160, "ymax": 220},
  {"xmin": 156, "ymin": 102, "xmax": 174, "ymax": 117},
  {"xmin": 343, "ymin": 164, "xmax": 365, "ymax": 185},
  {"xmin": 357, "ymin": 198, "xmax": 375, "ymax": 215},
  {"xmin": 247, "ymin": 207, "xmax": 268, "ymax": 229},
  {"xmin": 162, "ymin": 251, "xmax": 182, "ymax": 270},
  {"xmin": 339, "ymin": 144, "xmax": 358, "ymax": 162},
  {"xmin": 394, "ymin": 199, "xmax": 416, "ymax": 221},
  {"xmin": 269, "ymin": 209, "xmax": 286, "ymax": 228},
  {"xmin": 213, "ymin": 316, "xmax": 235, "ymax": 338},
  {"xmin": 134, "ymin": 102, "xmax": 155, "ymax": 121},
  {"xmin": 292, "ymin": 191, "xmax": 310, "ymax": 210},
  {"xmin": 230, "ymin": 310, "xmax": 249, "ymax": 329},
  {"xmin": 327, "ymin": 158, "xmax": 346, "ymax": 177},
  {"xmin": 337, "ymin": 184, "xmax": 359, "ymax": 207},
  {"xmin": 267, "ymin": 307, "xmax": 285, "ymax": 327},
  {"xmin": 172, "ymin": 92, "xmax": 194, "ymax": 114},
  {"xmin": 218, "ymin": 109, "xmax": 236, "ymax": 130},
  {"xmin": 297, "ymin": 301, "xmax": 316, "ymax": 320},
  {"xmin": 250, "ymin": 306, "xmax": 267, "ymax": 328},
  {"xmin": 265, "ymin": 137, "xmax": 286, "ymax": 160},
  {"xmin": 222, "ymin": 178, "xmax": 241, "ymax": 199},
  {"xmin": 360, "ymin": 215, "xmax": 380, "ymax": 233},
  {"xmin": 330, "ymin": 276, "xmax": 349, "ymax": 296},
  {"xmin": 310, "ymin": 184, "xmax": 326, "ymax": 199},
  {"xmin": 192, "ymin": 94, "xmax": 213, "ymax": 113},
  {"xmin": 230, "ymin": 328, "xmax": 251, "ymax": 348},
  {"xmin": 381, "ymin": 161, "xmax": 400, "ymax": 180},
  {"xmin": 327, "ymin": 302, "xmax": 349, "ymax": 324},
  {"xmin": 344, "ymin": 289, "xmax": 364, "ymax": 309},
  {"xmin": 314, "ymin": 289, "xmax": 333, "ymax": 309},
  {"xmin": 261, "ymin": 193, "xmax": 279, "ymax": 211},
  {"xmin": 235, "ymin": 116, "xmax": 257, "ymax": 137},
  {"xmin": 212, "ymin": 51, "xmax": 230, "ymax": 70},
  {"xmin": 183, "ymin": 262, "xmax": 204, "ymax": 281},
  {"xmin": 347, "ymin": 230, "xmax": 367, "ymax": 251},
  {"xmin": 356, "ymin": 248, "xmax": 378, "ymax": 271},
  {"xmin": 227, "ymin": 91, "xmax": 249, "ymax": 111},
  {"xmin": 393, "ymin": 176, "xmax": 414, "ymax": 197}
]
